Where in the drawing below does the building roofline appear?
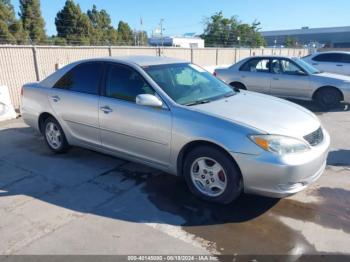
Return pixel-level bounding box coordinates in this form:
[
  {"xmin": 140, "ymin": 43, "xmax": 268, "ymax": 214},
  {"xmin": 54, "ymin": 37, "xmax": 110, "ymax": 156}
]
[{"xmin": 262, "ymin": 26, "xmax": 350, "ymax": 37}]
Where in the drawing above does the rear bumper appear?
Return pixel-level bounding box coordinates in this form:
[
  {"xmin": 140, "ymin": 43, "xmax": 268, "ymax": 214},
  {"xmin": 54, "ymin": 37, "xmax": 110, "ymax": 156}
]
[
  {"xmin": 231, "ymin": 129, "xmax": 330, "ymax": 198},
  {"xmin": 21, "ymin": 110, "xmax": 40, "ymax": 132}
]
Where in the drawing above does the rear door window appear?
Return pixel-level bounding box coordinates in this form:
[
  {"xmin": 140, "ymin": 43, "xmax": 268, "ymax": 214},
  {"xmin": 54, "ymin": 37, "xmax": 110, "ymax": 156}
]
[
  {"xmin": 270, "ymin": 59, "xmax": 281, "ymax": 74},
  {"xmin": 240, "ymin": 58, "xmax": 270, "ymax": 73},
  {"xmin": 53, "ymin": 62, "xmax": 103, "ymax": 95}
]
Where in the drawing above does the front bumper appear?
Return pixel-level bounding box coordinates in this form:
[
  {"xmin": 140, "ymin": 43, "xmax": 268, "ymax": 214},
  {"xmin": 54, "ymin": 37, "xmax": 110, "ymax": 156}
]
[
  {"xmin": 343, "ymin": 88, "xmax": 350, "ymax": 104},
  {"xmin": 231, "ymin": 129, "xmax": 330, "ymax": 198}
]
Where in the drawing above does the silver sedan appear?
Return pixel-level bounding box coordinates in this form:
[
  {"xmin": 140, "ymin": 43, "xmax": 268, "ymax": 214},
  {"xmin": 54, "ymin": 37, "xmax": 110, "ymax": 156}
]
[
  {"xmin": 21, "ymin": 56, "xmax": 330, "ymax": 204},
  {"xmin": 214, "ymin": 56, "xmax": 350, "ymax": 109}
]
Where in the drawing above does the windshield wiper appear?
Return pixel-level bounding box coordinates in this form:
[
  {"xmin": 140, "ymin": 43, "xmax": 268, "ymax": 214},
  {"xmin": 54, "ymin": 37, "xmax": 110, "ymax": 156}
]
[{"xmin": 185, "ymin": 100, "xmax": 212, "ymax": 106}]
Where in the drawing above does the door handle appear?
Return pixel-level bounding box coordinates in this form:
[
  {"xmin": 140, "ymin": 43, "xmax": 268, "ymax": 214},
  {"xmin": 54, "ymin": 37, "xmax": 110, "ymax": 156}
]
[
  {"xmin": 312, "ymin": 63, "xmax": 318, "ymax": 66},
  {"xmin": 336, "ymin": 64, "xmax": 343, "ymax": 67},
  {"xmin": 241, "ymin": 75, "xmax": 246, "ymax": 78},
  {"xmin": 100, "ymin": 106, "xmax": 113, "ymax": 114},
  {"xmin": 51, "ymin": 95, "xmax": 60, "ymax": 102},
  {"xmin": 273, "ymin": 77, "xmax": 279, "ymax": 80}
]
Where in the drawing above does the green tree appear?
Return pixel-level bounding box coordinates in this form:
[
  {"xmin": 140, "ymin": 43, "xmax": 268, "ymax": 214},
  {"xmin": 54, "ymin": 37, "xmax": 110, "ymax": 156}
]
[
  {"xmin": 87, "ymin": 5, "xmax": 118, "ymax": 45},
  {"xmin": 0, "ymin": 0, "xmax": 28, "ymax": 44},
  {"xmin": 0, "ymin": 20, "xmax": 16, "ymax": 43},
  {"xmin": 236, "ymin": 21, "xmax": 265, "ymax": 47},
  {"xmin": 284, "ymin": 36, "xmax": 297, "ymax": 47},
  {"xmin": 202, "ymin": 11, "xmax": 265, "ymax": 47},
  {"xmin": 55, "ymin": 0, "xmax": 93, "ymax": 45},
  {"xmin": 117, "ymin": 21, "xmax": 133, "ymax": 45},
  {"xmin": 47, "ymin": 35, "xmax": 67, "ymax": 46},
  {"xmin": 19, "ymin": 0, "xmax": 46, "ymax": 44}
]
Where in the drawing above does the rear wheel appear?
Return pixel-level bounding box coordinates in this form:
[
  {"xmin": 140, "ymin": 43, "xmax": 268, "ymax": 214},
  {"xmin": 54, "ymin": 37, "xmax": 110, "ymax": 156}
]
[
  {"xmin": 43, "ymin": 117, "xmax": 70, "ymax": 153},
  {"xmin": 183, "ymin": 146, "xmax": 243, "ymax": 204},
  {"xmin": 315, "ymin": 87, "xmax": 342, "ymax": 110}
]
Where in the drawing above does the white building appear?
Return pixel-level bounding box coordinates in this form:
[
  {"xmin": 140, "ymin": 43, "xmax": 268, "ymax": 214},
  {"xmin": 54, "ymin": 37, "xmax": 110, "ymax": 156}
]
[{"xmin": 149, "ymin": 34, "xmax": 205, "ymax": 48}]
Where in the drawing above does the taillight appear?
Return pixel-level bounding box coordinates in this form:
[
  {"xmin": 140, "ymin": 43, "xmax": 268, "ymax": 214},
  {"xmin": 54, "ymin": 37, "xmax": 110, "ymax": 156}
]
[
  {"xmin": 213, "ymin": 71, "xmax": 217, "ymax": 77},
  {"xmin": 21, "ymin": 86, "xmax": 24, "ymax": 96}
]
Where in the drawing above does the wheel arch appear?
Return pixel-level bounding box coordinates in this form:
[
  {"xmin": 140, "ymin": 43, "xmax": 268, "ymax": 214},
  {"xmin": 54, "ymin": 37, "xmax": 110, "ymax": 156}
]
[
  {"xmin": 177, "ymin": 140, "xmax": 243, "ymax": 178},
  {"xmin": 312, "ymin": 86, "xmax": 344, "ymax": 101},
  {"xmin": 38, "ymin": 112, "xmax": 56, "ymax": 134},
  {"xmin": 229, "ymin": 81, "xmax": 247, "ymax": 90}
]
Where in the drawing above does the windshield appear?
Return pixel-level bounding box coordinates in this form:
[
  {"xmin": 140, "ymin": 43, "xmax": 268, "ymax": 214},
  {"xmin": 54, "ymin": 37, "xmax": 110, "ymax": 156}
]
[
  {"xmin": 143, "ymin": 63, "xmax": 235, "ymax": 105},
  {"xmin": 292, "ymin": 58, "xmax": 320, "ymax": 74}
]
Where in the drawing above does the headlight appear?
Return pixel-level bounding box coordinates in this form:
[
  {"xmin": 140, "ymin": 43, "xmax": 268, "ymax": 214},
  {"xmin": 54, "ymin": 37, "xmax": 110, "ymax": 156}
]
[{"xmin": 249, "ymin": 135, "xmax": 310, "ymax": 155}]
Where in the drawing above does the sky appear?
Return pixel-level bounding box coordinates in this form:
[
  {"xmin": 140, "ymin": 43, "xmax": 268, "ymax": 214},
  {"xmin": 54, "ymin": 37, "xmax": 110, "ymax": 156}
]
[{"xmin": 12, "ymin": 0, "xmax": 350, "ymax": 37}]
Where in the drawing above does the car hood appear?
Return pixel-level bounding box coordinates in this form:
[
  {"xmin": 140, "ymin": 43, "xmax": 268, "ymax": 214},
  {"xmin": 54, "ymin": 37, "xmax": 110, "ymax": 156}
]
[
  {"xmin": 313, "ymin": 72, "xmax": 350, "ymax": 82},
  {"xmin": 192, "ymin": 91, "xmax": 320, "ymax": 138}
]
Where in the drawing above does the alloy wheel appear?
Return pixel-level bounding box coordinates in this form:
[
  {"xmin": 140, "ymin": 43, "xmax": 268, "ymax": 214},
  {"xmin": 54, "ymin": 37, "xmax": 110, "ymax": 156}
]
[
  {"xmin": 190, "ymin": 157, "xmax": 228, "ymax": 197},
  {"xmin": 45, "ymin": 122, "xmax": 62, "ymax": 150}
]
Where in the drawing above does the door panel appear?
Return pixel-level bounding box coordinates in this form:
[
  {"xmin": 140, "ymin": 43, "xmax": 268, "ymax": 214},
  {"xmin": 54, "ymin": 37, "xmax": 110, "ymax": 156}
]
[
  {"xmin": 312, "ymin": 61, "xmax": 339, "ymax": 74},
  {"xmin": 240, "ymin": 72, "xmax": 271, "ymax": 94},
  {"xmin": 343, "ymin": 64, "xmax": 350, "ymax": 76},
  {"xmin": 270, "ymin": 59, "xmax": 311, "ymax": 99},
  {"xmin": 47, "ymin": 89, "xmax": 100, "ymax": 145},
  {"xmin": 341, "ymin": 54, "xmax": 350, "ymax": 75},
  {"xmin": 99, "ymin": 97, "xmax": 172, "ymax": 166},
  {"xmin": 48, "ymin": 62, "xmax": 103, "ymax": 146},
  {"xmin": 311, "ymin": 53, "xmax": 347, "ymax": 75},
  {"xmin": 239, "ymin": 58, "xmax": 271, "ymax": 94},
  {"xmin": 99, "ymin": 63, "xmax": 172, "ymax": 167}
]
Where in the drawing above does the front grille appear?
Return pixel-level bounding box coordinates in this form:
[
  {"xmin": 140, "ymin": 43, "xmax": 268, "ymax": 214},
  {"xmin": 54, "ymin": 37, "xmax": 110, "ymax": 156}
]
[{"xmin": 304, "ymin": 127, "xmax": 324, "ymax": 146}]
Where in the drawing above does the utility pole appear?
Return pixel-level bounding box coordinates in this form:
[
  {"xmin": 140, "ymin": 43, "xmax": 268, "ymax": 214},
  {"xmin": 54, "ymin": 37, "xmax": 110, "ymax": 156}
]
[
  {"xmin": 160, "ymin": 18, "xmax": 164, "ymax": 47},
  {"xmin": 134, "ymin": 28, "xmax": 137, "ymax": 46},
  {"xmin": 140, "ymin": 17, "xmax": 143, "ymax": 46}
]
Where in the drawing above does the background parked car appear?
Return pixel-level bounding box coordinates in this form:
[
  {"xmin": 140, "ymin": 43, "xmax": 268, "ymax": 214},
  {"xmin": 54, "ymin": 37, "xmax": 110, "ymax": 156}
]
[
  {"xmin": 303, "ymin": 51, "xmax": 350, "ymax": 76},
  {"xmin": 214, "ymin": 56, "xmax": 350, "ymax": 109}
]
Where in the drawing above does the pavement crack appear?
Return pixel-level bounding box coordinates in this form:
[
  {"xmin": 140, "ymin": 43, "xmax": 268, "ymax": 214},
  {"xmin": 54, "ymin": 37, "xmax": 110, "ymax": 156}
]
[
  {"xmin": 0, "ymin": 174, "xmax": 34, "ymax": 189},
  {"xmin": 98, "ymin": 161, "xmax": 130, "ymax": 177},
  {"xmin": 0, "ymin": 157, "xmax": 61, "ymax": 188}
]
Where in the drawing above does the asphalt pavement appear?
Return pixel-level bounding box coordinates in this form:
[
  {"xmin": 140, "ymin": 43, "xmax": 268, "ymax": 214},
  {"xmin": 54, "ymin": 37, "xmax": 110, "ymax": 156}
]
[{"xmin": 0, "ymin": 100, "xmax": 349, "ymax": 257}]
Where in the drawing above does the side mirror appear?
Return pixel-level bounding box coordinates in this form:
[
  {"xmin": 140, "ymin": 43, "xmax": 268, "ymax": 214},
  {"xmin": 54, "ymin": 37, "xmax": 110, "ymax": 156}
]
[{"xmin": 136, "ymin": 94, "xmax": 163, "ymax": 108}]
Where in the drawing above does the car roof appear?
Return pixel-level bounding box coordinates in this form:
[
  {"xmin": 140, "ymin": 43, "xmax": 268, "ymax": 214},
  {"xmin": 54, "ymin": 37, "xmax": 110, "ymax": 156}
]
[
  {"xmin": 77, "ymin": 55, "xmax": 188, "ymax": 67},
  {"xmin": 244, "ymin": 55, "xmax": 298, "ymax": 59},
  {"xmin": 40, "ymin": 55, "xmax": 188, "ymax": 89},
  {"xmin": 313, "ymin": 51, "xmax": 350, "ymax": 55}
]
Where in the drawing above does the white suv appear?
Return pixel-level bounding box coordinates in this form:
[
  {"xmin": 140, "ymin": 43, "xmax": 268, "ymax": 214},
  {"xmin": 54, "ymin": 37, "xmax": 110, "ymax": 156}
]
[{"xmin": 303, "ymin": 51, "xmax": 350, "ymax": 76}]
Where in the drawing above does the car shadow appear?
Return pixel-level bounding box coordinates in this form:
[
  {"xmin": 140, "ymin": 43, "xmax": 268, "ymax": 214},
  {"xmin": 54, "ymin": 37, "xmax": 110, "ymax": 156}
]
[
  {"xmin": 0, "ymin": 126, "xmax": 279, "ymax": 227},
  {"xmin": 0, "ymin": 165, "xmax": 279, "ymax": 227},
  {"xmin": 106, "ymin": 173, "xmax": 280, "ymax": 226},
  {"xmin": 327, "ymin": 149, "xmax": 350, "ymax": 167},
  {"xmin": 286, "ymin": 99, "xmax": 350, "ymax": 114},
  {"xmin": 3, "ymin": 124, "xmax": 350, "ymax": 255}
]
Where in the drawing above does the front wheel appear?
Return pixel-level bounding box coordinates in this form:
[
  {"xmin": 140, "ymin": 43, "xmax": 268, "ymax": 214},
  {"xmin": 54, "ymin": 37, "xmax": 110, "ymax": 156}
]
[
  {"xmin": 315, "ymin": 87, "xmax": 342, "ymax": 110},
  {"xmin": 183, "ymin": 146, "xmax": 243, "ymax": 204},
  {"xmin": 43, "ymin": 117, "xmax": 70, "ymax": 153}
]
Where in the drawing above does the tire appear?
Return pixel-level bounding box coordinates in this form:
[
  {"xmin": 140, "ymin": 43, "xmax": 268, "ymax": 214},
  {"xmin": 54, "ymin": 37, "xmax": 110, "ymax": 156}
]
[
  {"xmin": 229, "ymin": 82, "xmax": 246, "ymax": 90},
  {"xmin": 43, "ymin": 117, "xmax": 70, "ymax": 153},
  {"xmin": 183, "ymin": 146, "xmax": 243, "ymax": 204},
  {"xmin": 315, "ymin": 87, "xmax": 342, "ymax": 110}
]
